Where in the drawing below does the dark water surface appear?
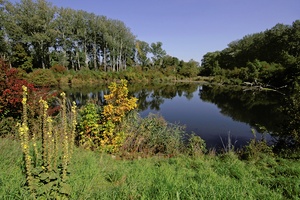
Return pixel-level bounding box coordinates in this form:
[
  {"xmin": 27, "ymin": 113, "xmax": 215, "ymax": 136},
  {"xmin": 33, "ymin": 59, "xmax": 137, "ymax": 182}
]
[{"xmin": 65, "ymin": 83, "xmax": 285, "ymax": 149}]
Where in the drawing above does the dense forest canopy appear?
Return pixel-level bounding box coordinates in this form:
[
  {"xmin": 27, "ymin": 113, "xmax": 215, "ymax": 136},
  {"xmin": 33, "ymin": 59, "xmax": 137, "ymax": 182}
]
[{"xmin": 201, "ymin": 20, "xmax": 300, "ymax": 89}]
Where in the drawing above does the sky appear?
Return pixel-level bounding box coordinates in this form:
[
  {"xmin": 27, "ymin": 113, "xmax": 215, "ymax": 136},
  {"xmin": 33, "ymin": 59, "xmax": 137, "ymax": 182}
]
[{"xmin": 11, "ymin": 0, "xmax": 300, "ymax": 63}]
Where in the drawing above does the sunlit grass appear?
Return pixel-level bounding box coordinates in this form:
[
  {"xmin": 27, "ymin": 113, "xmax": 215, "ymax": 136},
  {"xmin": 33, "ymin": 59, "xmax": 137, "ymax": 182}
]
[
  {"xmin": 1, "ymin": 138, "xmax": 299, "ymax": 199},
  {"xmin": 0, "ymin": 138, "xmax": 29, "ymax": 199}
]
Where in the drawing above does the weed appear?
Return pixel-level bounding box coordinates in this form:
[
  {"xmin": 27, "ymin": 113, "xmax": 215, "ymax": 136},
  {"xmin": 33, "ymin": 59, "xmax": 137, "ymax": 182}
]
[
  {"xmin": 186, "ymin": 133, "xmax": 207, "ymax": 157},
  {"xmin": 18, "ymin": 86, "xmax": 77, "ymax": 199},
  {"xmin": 119, "ymin": 112, "xmax": 185, "ymax": 158}
]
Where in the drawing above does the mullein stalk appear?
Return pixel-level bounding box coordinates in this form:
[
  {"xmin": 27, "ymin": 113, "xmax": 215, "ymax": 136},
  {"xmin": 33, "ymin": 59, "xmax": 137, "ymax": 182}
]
[
  {"xmin": 40, "ymin": 98, "xmax": 49, "ymax": 169},
  {"xmin": 69, "ymin": 101, "xmax": 77, "ymax": 160},
  {"xmin": 46, "ymin": 116, "xmax": 53, "ymax": 171},
  {"xmin": 19, "ymin": 86, "xmax": 34, "ymax": 192},
  {"xmin": 53, "ymin": 129, "xmax": 59, "ymax": 172},
  {"xmin": 61, "ymin": 92, "xmax": 68, "ymax": 182},
  {"xmin": 31, "ymin": 130, "xmax": 39, "ymax": 167}
]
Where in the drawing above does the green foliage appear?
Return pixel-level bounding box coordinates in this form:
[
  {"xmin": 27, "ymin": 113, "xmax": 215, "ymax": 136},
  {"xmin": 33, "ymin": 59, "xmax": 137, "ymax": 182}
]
[
  {"xmin": 150, "ymin": 41, "xmax": 167, "ymax": 66},
  {"xmin": 28, "ymin": 69, "xmax": 58, "ymax": 87},
  {"xmin": 11, "ymin": 43, "xmax": 33, "ymax": 72},
  {"xmin": 136, "ymin": 40, "xmax": 151, "ymax": 66},
  {"xmin": 200, "ymin": 20, "xmax": 300, "ymax": 90},
  {"xmin": 178, "ymin": 59, "xmax": 200, "ymax": 78},
  {"xmin": 274, "ymin": 92, "xmax": 300, "ymax": 155},
  {"xmin": 186, "ymin": 133, "xmax": 207, "ymax": 156},
  {"xmin": 77, "ymin": 103, "xmax": 102, "ymax": 150},
  {"xmin": 201, "ymin": 51, "xmax": 221, "ymax": 76},
  {"xmin": 0, "ymin": 116, "xmax": 19, "ymax": 137},
  {"xmin": 49, "ymin": 51, "xmax": 69, "ymax": 67},
  {"xmin": 241, "ymin": 129, "xmax": 274, "ymax": 161},
  {"xmin": 3, "ymin": 0, "xmax": 136, "ymax": 70},
  {"xmin": 119, "ymin": 112, "xmax": 185, "ymax": 157}
]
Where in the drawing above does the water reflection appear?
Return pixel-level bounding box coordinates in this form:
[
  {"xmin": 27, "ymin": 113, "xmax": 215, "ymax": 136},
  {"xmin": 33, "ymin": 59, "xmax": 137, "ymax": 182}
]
[
  {"xmin": 200, "ymin": 85, "xmax": 285, "ymax": 134},
  {"xmin": 64, "ymin": 83, "xmax": 286, "ymax": 149},
  {"xmin": 128, "ymin": 83, "xmax": 198, "ymax": 111},
  {"xmin": 65, "ymin": 85, "xmax": 108, "ymax": 107}
]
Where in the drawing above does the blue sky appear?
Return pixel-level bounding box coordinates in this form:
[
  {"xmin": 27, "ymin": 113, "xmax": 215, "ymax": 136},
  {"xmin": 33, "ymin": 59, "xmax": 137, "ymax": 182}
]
[{"xmin": 11, "ymin": 0, "xmax": 300, "ymax": 63}]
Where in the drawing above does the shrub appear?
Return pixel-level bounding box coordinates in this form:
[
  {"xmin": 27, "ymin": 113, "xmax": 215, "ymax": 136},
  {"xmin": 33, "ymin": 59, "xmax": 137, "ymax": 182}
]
[
  {"xmin": 119, "ymin": 112, "xmax": 185, "ymax": 158},
  {"xmin": 0, "ymin": 117, "xmax": 20, "ymax": 137},
  {"xmin": 186, "ymin": 133, "xmax": 207, "ymax": 157},
  {"xmin": 0, "ymin": 59, "xmax": 36, "ymax": 117},
  {"xmin": 77, "ymin": 80, "xmax": 138, "ymax": 153},
  {"xmin": 77, "ymin": 103, "xmax": 102, "ymax": 150},
  {"xmin": 240, "ymin": 129, "xmax": 274, "ymax": 161},
  {"xmin": 50, "ymin": 65, "xmax": 67, "ymax": 75},
  {"xmin": 28, "ymin": 69, "xmax": 57, "ymax": 87}
]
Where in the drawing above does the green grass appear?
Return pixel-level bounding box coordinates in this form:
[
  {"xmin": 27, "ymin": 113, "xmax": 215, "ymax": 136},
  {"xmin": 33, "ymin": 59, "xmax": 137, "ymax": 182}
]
[
  {"xmin": 1, "ymin": 138, "xmax": 299, "ymax": 199},
  {"xmin": 0, "ymin": 138, "xmax": 30, "ymax": 199}
]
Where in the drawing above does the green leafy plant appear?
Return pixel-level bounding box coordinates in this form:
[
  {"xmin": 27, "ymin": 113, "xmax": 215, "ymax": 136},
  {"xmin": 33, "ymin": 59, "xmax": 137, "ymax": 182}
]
[
  {"xmin": 28, "ymin": 69, "xmax": 58, "ymax": 87},
  {"xmin": 119, "ymin": 112, "xmax": 185, "ymax": 158},
  {"xmin": 77, "ymin": 103, "xmax": 102, "ymax": 150},
  {"xmin": 186, "ymin": 133, "xmax": 207, "ymax": 157},
  {"xmin": 241, "ymin": 129, "xmax": 274, "ymax": 161}
]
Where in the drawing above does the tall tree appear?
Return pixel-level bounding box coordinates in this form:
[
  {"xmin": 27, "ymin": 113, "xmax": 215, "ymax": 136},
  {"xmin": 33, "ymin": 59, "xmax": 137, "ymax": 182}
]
[
  {"xmin": 5, "ymin": 0, "xmax": 56, "ymax": 69},
  {"xmin": 0, "ymin": 0, "xmax": 7, "ymax": 59},
  {"xmin": 53, "ymin": 7, "xmax": 75, "ymax": 67},
  {"xmin": 2, "ymin": 0, "xmax": 136, "ymax": 71},
  {"xmin": 150, "ymin": 41, "xmax": 166, "ymax": 67},
  {"xmin": 136, "ymin": 40, "xmax": 150, "ymax": 67},
  {"xmin": 87, "ymin": 13, "xmax": 100, "ymax": 70},
  {"xmin": 73, "ymin": 10, "xmax": 90, "ymax": 69}
]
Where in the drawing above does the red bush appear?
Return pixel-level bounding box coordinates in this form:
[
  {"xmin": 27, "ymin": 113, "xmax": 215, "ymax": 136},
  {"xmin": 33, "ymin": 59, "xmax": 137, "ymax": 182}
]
[
  {"xmin": 0, "ymin": 59, "xmax": 59, "ymax": 117},
  {"xmin": 0, "ymin": 60, "xmax": 35, "ymax": 115}
]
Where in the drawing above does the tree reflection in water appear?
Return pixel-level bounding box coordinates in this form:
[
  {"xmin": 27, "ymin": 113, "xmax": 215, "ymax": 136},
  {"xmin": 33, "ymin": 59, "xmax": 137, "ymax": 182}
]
[{"xmin": 64, "ymin": 83, "xmax": 298, "ymax": 152}]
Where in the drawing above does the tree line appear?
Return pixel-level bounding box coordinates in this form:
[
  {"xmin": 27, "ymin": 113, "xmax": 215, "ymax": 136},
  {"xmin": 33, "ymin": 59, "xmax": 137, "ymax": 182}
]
[
  {"xmin": 2, "ymin": 0, "xmax": 298, "ymax": 86},
  {"xmin": 0, "ymin": 0, "xmax": 198, "ymax": 74},
  {"xmin": 200, "ymin": 20, "xmax": 300, "ymax": 90}
]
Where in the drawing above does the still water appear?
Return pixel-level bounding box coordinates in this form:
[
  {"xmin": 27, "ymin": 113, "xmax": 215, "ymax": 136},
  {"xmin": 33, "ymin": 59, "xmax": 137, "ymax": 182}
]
[{"xmin": 66, "ymin": 83, "xmax": 284, "ymax": 149}]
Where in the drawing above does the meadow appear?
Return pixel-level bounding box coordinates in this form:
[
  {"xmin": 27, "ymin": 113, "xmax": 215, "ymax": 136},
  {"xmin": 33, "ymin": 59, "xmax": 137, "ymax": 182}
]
[{"xmin": 1, "ymin": 137, "xmax": 299, "ymax": 199}]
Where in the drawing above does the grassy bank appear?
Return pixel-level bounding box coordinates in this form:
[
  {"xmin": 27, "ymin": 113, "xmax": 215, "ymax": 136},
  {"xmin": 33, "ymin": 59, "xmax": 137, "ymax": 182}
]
[
  {"xmin": 19, "ymin": 66, "xmax": 211, "ymax": 88},
  {"xmin": 1, "ymin": 138, "xmax": 299, "ymax": 199},
  {"xmin": 1, "ymin": 77, "xmax": 299, "ymax": 199}
]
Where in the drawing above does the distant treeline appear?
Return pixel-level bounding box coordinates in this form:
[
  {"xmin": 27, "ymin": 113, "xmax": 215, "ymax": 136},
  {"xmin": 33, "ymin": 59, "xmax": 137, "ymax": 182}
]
[
  {"xmin": 0, "ymin": 1, "xmax": 299, "ymax": 89},
  {"xmin": 0, "ymin": 0, "xmax": 200, "ymax": 74},
  {"xmin": 200, "ymin": 20, "xmax": 300, "ymax": 90}
]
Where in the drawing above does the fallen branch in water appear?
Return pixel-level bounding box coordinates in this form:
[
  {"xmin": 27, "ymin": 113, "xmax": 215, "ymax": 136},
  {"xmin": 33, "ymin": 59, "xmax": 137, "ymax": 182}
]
[{"xmin": 243, "ymin": 81, "xmax": 287, "ymax": 95}]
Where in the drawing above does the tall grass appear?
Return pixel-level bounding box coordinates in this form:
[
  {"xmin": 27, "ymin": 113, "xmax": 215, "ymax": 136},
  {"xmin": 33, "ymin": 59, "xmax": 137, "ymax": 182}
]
[
  {"xmin": 118, "ymin": 112, "xmax": 186, "ymax": 158},
  {"xmin": 0, "ymin": 138, "xmax": 29, "ymax": 199},
  {"xmin": 1, "ymin": 138, "xmax": 299, "ymax": 199}
]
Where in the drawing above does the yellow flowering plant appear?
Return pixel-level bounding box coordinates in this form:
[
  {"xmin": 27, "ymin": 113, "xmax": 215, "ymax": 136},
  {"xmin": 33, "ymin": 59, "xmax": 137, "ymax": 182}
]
[{"xmin": 18, "ymin": 86, "xmax": 77, "ymax": 199}]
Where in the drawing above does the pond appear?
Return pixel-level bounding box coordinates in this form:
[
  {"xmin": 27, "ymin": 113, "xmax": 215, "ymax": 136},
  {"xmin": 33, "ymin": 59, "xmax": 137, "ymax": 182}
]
[{"xmin": 65, "ymin": 83, "xmax": 285, "ymax": 150}]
